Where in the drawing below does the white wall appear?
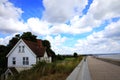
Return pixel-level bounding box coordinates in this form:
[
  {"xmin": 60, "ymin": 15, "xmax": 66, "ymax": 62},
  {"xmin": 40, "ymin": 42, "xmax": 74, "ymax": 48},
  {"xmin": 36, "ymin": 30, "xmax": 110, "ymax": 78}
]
[
  {"xmin": 8, "ymin": 41, "xmax": 36, "ymax": 68},
  {"xmin": 40, "ymin": 52, "xmax": 52, "ymax": 63}
]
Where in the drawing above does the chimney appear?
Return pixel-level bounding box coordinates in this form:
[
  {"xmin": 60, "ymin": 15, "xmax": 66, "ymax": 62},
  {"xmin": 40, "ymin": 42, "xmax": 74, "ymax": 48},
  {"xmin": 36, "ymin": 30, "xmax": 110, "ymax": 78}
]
[{"xmin": 37, "ymin": 39, "xmax": 42, "ymax": 48}]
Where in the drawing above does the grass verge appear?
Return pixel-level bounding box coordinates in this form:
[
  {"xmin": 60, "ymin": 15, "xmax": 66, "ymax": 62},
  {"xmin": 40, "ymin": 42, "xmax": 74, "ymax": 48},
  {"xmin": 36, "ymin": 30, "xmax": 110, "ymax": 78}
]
[{"xmin": 7, "ymin": 56, "xmax": 83, "ymax": 80}]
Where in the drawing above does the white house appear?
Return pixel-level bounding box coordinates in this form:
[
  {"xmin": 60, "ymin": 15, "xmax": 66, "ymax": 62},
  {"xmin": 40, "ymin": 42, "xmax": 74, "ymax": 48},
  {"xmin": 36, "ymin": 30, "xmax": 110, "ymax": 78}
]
[{"xmin": 3, "ymin": 39, "xmax": 53, "ymax": 80}]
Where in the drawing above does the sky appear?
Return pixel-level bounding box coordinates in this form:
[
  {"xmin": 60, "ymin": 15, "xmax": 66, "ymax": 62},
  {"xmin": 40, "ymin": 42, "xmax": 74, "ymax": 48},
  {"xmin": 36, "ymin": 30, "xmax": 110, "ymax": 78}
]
[{"xmin": 0, "ymin": 0, "xmax": 120, "ymax": 55}]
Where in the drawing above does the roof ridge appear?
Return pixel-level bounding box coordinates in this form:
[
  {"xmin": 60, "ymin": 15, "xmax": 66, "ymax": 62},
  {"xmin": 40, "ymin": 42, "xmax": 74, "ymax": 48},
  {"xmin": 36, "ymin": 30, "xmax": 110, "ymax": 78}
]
[{"xmin": 22, "ymin": 39, "xmax": 48, "ymax": 57}]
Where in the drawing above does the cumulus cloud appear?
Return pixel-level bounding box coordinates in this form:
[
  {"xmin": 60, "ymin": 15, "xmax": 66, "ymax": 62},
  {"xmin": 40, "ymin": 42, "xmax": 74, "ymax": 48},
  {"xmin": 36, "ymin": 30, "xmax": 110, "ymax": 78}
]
[
  {"xmin": 0, "ymin": 33, "xmax": 19, "ymax": 45},
  {"xmin": 75, "ymin": 20, "xmax": 120, "ymax": 54},
  {"xmin": 34, "ymin": 18, "xmax": 120, "ymax": 54},
  {"xmin": 0, "ymin": 0, "xmax": 120, "ymax": 55},
  {"xmin": 44, "ymin": 35, "xmax": 68, "ymax": 54},
  {"xmin": 0, "ymin": 18, "xmax": 28, "ymax": 33},
  {"xmin": 0, "ymin": 0, "xmax": 28, "ymax": 33},
  {"xmin": 59, "ymin": 0, "xmax": 120, "ymax": 35},
  {"xmin": 45, "ymin": 35, "xmax": 67, "ymax": 46},
  {"xmin": 42, "ymin": 0, "xmax": 88, "ymax": 23},
  {"xmin": 49, "ymin": 15, "xmax": 94, "ymax": 35},
  {"xmin": 103, "ymin": 20, "xmax": 120, "ymax": 39},
  {"xmin": 0, "ymin": 0, "xmax": 23, "ymax": 20},
  {"xmin": 27, "ymin": 18, "xmax": 51, "ymax": 35},
  {"xmin": 64, "ymin": 0, "xmax": 120, "ymax": 35},
  {"xmin": 89, "ymin": 0, "xmax": 120, "ymax": 20},
  {"xmin": 75, "ymin": 37, "xmax": 120, "ymax": 54},
  {"xmin": 49, "ymin": 23, "xmax": 70, "ymax": 35}
]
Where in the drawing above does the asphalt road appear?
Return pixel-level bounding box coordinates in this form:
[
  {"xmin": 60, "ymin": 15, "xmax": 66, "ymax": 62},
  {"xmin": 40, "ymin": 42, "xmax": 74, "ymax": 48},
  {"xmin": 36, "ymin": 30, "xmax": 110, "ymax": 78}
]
[
  {"xmin": 88, "ymin": 56, "xmax": 120, "ymax": 80},
  {"xmin": 66, "ymin": 58, "xmax": 91, "ymax": 80}
]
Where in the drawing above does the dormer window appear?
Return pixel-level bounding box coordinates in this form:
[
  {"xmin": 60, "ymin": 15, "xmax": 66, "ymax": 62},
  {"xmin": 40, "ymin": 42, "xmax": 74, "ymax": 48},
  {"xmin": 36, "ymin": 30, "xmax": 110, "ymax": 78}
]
[
  {"xmin": 22, "ymin": 46, "xmax": 25, "ymax": 53},
  {"xmin": 19, "ymin": 46, "xmax": 21, "ymax": 53},
  {"xmin": 19, "ymin": 46, "xmax": 25, "ymax": 53}
]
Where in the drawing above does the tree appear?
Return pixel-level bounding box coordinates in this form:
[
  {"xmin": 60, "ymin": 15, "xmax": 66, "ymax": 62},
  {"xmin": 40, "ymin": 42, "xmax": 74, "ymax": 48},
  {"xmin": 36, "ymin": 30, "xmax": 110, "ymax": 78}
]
[
  {"xmin": 42, "ymin": 40, "xmax": 56, "ymax": 62},
  {"xmin": 42, "ymin": 40, "xmax": 51, "ymax": 49},
  {"xmin": 21, "ymin": 32, "xmax": 37, "ymax": 42},
  {"xmin": 56, "ymin": 54, "xmax": 65, "ymax": 60},
  {"xmin": 7, "ymin": 34, "xmax": 20, "ymax": 51},
  {"xmin": 73, "ymin": 52, "xmax": 78, "ymax": 58},
  {"xmin": 46, "ymin": 48, "xmax": 56, "ymax": 62},
  {"xmin": 0, "ymin": 45, "xmax": 7, "ymax": 75},
  {"xmin": 7, "ymin": 32, "xmax": 37, "ymax": 50}
]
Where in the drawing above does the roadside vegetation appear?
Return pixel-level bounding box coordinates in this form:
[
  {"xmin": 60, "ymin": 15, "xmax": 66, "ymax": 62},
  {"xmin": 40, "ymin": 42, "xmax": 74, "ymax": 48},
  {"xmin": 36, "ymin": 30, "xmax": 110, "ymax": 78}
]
[
  {"xmin": 0, "ymin": 32, "xmax": 83, "ymax": 80},
  {"xmin": 7, "ymin": 56, "xmax": 83, "ymax": 80}
]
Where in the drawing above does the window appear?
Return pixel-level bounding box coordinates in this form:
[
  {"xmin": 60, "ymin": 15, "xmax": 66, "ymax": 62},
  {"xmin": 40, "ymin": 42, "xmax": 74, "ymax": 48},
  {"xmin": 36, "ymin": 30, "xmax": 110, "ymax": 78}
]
[
  {"xmin": 19, "ymin": 46, "xmax": 25, "ymax": 53},
  {"xmin": 22, "ymin": 46, "xmax": 25, "ymax": 53},
  {"xmin": 23, "ymin": 57, "xmax": 29, "ymax": 65},
  {"xmin": 12, "ymin": 57, "xmax": 16, "ymax": 65},
  {"xmin": 19, "ymin": 46, "xmax": 21, "ymax": 52}
]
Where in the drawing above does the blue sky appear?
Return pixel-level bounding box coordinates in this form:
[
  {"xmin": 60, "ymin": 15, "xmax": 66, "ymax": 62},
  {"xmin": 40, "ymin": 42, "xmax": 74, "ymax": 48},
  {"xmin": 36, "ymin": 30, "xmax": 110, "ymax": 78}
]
[
  {"xmin": 0, "ymin": 0, "xmax": 120, "ymax": 54},
  {"xmin": 9, "ymin": 0, "xmax": 44, "ymax": 21}
]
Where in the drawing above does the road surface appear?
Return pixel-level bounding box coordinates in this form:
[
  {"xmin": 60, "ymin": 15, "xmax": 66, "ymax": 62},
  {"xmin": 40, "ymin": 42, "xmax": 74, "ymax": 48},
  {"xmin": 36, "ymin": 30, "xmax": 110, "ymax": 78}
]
[
  {"xmin": 66, "ymin": 58, "xmax": 91, "ymax": 80},
  {"xmin": 67, "ymin": 56, "xmax": 120, "ymax": 80},
  {"xmin": 88, "ymin": 56, "xmax": 120, "ymax": 80}
]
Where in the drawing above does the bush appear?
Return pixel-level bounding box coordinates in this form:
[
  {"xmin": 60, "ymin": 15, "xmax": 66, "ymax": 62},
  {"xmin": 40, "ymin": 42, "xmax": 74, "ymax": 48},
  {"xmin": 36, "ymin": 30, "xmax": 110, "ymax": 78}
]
[{"xmin": 7, "ymin": 56, "xmax": 83, "ymax": 80}]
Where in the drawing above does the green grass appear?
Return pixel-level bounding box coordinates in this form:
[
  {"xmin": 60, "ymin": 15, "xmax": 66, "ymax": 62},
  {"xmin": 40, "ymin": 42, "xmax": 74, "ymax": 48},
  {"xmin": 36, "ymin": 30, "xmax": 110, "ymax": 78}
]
[{"xmin": 7, "ymin": 56, "xmax": 83, "ymax": 80}]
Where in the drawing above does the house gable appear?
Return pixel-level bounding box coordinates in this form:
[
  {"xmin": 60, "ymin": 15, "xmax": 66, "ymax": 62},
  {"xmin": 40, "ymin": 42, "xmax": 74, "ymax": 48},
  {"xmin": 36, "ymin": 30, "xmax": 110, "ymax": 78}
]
[
  {"xmin": 44, "ymin": 51, "xmax": 48, "ymax": 58},
  {"xmin": 4, "ymin": 67, "xmax": 18, "ymax": 80},
  {"xmin": 6, "ymin": 39, "xmax": 36, "ymax": 57},
  {"xmin": 6, "ymin": 39, "xmax": 37, "ymax": 68},
  {"xmin": 6, "ymin": 39, "xmax": 53, "ymax": 69},
  {"xmin": 40, "ymin": 51, "xmax": 52, "ymax": 63},
  {"xmin": 5, "ymin": 67, "xmax": 18, "ymax": 75},
  {"xmin": 3, "ymin": 39, "xmax": 53, "ymax": 80}
]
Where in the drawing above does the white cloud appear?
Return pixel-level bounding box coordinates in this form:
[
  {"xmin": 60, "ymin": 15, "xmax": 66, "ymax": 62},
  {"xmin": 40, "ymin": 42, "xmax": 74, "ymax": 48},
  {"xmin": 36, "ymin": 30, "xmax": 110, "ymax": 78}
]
[
  {"xmin": 27, "ymin": 18, "xmax": 51, "ymax": 35},
  {"xmin": 42, "ymin": 0, "xmax": 88, "ymax": 23},
  {"xmin": 0, "ymin": 0, "xmax": 120, "ymax": 55},
  {"xmin": 42, "ymin": 0, "xmax": 120, "ymax": 35},
  {"xmin": 0, "ymin": 0, "xmax": 23, "ymax": 20},
  {"xmin": 44, "ymin": 35, "xmax": 68, "ymax": 54},
  {"xmin": 0, "ymin": 33, "xmax": 19, "ymax": 45},
  {"xmin": 63, "ymin": 0, "xmax": 120, "ymax": 35},
  {"xmin": 45, "ymin": 35, "xmax": 67, "ymax": 46},
  {"xmin": 103, "ymin": 20, "xmax": 120, "ymax": 39},
  {"xmin": 75, "ymin": 37, "xmax": 120, "ymax": 54},
  {"xmin": 49, "ymin": 15, "xmax": 93, "ymax": 35},
  {"xmin": 56, "ymin": 46, "xmax": 76, "ymax": 55},
  {"xmin": 89, "ymin": 0, "xmax": 120, "ymax": 20},
  {"xmin": 0, "ymin": 18, "xmax": 28, "ymax": 33},
  {"xmin": 62, "ymin": 0, "xmax": 120, "ymax": 35},
  {"xmin": 50, "ymin": 23, "xmax": 70, "ymax": 35},
  {"xmin": 0, "ymin": 0, "xmax": 28, "ymax": 33},
  {"xmin": 75, "ymin": 20, "xmax": 120, "ymax": 54}
]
